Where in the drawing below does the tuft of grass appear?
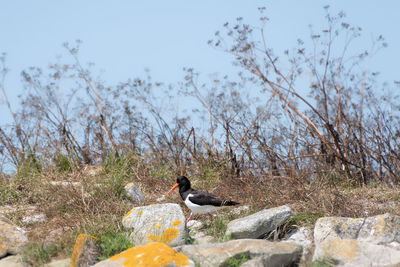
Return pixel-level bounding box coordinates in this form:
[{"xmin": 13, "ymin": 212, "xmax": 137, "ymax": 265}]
[
  {"xmin": 203, "ymin": 213, "xmax": 237, "ymax": 242},
  {"xmin": 54, "ymin": 153, "xmax": 74, "ymax": 172},
  {"xmin": 312, "ymin": 257, "xmax": 338, "ymax": 267},
  {"xmin": 102, "ymin": 152, "xmax": 139, "ymax": 199},
  {"xmin": 288, "ymin": 212, "xmax": 325, "ymax": 228},
  {"xmin": 98, "ymin": 233, "xmax": 133, "ymax": 261},
  {"xmin": 22, "ymin": 244, "xmax": 58, "ymax": 266},
  {"xmin": 17, "ymin": 152, "xmax": 42, "ymax": 178},
  {"xmin": 220, "ymin": 251, "xmax": 251, "ymax": 267}
]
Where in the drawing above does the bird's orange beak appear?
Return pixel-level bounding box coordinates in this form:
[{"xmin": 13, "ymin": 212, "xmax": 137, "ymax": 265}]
[{"xmin": 166, "ymin": 183, "xmax": 179, "ymax": 196}]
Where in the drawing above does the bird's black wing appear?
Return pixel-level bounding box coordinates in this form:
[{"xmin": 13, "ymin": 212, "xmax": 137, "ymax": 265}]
[{"xmin": 188, "ymin": 190, "xmax": 239, "ymax": 206}]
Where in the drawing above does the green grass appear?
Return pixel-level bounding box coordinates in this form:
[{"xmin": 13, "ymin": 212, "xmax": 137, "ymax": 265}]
[
  {"xmin": 287, "ymin": 211, "xmax": 325, "ymax": 228},
  {"xmin": 312, "ymin": 258, "xmax": 337, "ymax": 267},
  {"xmin": 54, "ymin": 153, "xmax": 74, "ymax": 172},
  {"xmin": 204, "ymin": 215, "xmax": 228, "ymax": 240},
  {"xmin": 98, "ymin": 233, "xmax": 133, "ymax": 261},
  {"xmin": 220, "ymin": 252, "xmax": 251, "ymax": 267},
  {"xmin": 203, "ymin": 214, "xmax": 236, "ymax": 242},
  {"xmin": 22, "ymin": 244, "xmax": 58, "ymax": 266}
]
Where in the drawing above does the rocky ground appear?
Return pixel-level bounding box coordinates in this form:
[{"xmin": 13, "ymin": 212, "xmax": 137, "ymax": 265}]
[
  {"xmin": 1, "ymin": 163, "xmax": 400, "ymax": 267},
  {"xmin": 1, "ymin": 188, "xmax": 400, "ymax": 267}
]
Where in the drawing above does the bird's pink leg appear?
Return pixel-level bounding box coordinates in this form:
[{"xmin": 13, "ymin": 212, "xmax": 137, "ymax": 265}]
[{"xmin": 186, "ymin": 213, "xmax": 193, "ymax": 222}]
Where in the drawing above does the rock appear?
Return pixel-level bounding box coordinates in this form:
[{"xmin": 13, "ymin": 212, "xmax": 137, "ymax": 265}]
[
  {"xmin": 44, "ymin": 258, "xmax": 71, "ymax": 267},
  {"xmin": 225, "ymin": 205, "xmax": 291, "ymax": 239},
  {"xmin": 0, "ymin": 216, "xmax": 29, "ymax": 257},
  {"xmin": 186, "ymin": 220, "xmax": 203, "ymax": 233},
  {"xmin": 186, "ymin": 220, "xmax": 213, "ymax": 245},
  {"xmin": 284, "ymin": 227, "xmax": 313, "ymax": 262},
  {"xmin": 0, "ymin": 255, "xmax": 24, "ymax": 267},
  {"xmin": 122, "ymin": 203, "xmax": 186, "ymax": 246},
  {"xmin": 176, "ymin": 239, "xmax": 302, "ymax": 267},
  {"xmin": 240, "ymin": 257, "xmax": 265, "ymax": 267},
  {"xmin": 314, "ymin": 213, "xmax": 400, "ymax": 245},
  {"xmin": 186, "ymin": 220, "xmax": 204, "ymax": 237},
  {"xmin": 21, "ymin": 213, "xmax": 46, "ymax": 225},
  {"xmin": 124, "ymin": 183, "xmax": 145, "ymax": 203},
  {"xmin": 230, "ymin": 205, "xmax": 250, "ymax": 216},
  {"xmin": 194, "ymin": 235, "xmax": 214, "ymax": 245},
  {"xmin": 313, "ymin": 213, "xmax": 400, "ymax": 266},
  {"xmin": 156, "ymin": 195, "xmax": 166, "ymax": 202},
  {"xmin": 49, "ymin": 181, "xmax": 81, "ymax": 187},
  {"xmin": 93, "ymin": 242, "xmax": 194, "ymax": 267},
  {"xmin": 313, "ymin": 238, "xmax": 400, "ymax": 266},
  {"xmin": 70, "ymin": 234, "xmax": 100, "ymax": 267}
]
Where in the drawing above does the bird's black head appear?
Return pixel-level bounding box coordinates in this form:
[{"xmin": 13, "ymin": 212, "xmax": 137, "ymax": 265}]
[
  {"xmin": 167, "ymin": 176, "xmax": 192, "ymax": 196},
  {"xmin": 176, "ymin": 176, "xmax": 191, "ymax": 192}
]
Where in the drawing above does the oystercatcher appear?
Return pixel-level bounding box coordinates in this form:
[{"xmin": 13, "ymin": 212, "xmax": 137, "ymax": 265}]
[{"xmin": 166, "ymin": 176, "xmax": 240, "ymax": 222}]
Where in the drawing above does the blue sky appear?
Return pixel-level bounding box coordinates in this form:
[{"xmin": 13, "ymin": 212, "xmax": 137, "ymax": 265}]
[{"xmin": 1, "ymin": 1, "xmax": 399, "ymax": 124}]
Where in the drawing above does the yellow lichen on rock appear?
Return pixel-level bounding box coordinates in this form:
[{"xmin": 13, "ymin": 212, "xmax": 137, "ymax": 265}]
[
  {"xmin": 147, "ymin": 228, "xmax": 179, "ymax": 244},
  {"xmin": 160, "ymin": 228, "xmax": 179, "ymax": 243},
  {"xmin": 0, "ymin": 237, "xmax": 4, "ymax": 252},
  {"xmin": 70, "ymin": 234, "xmax": 99, "ymax": 267},
  {"xmin": 172, "ymin": 220, "xmax": 182, "ymax": 226},
  {"xmin": 124, "ymin": 210, "xmax": 133, "ymax": 218},
  {"xmin": 155, "ymin": 224, "xmax": 161, "ymax": 228},
  {"xmin": 110, "ymin": 242, "xmax": 189, "ymax": 267},
  {"xmin": 138, "ymin": 211, "xmax": 143, "ymax": 215}
]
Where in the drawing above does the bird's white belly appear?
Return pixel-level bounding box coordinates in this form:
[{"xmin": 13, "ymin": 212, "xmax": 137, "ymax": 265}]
[{"xmin": 184, "ymin": 195, "xmax": 221, "ymax": 215}]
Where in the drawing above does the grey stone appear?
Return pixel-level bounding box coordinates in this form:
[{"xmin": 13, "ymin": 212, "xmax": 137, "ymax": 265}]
[
  {"xmin": 0, "ymin": 255, "xmax": 24, "ymax": 267},
  {"xmin": 0, "ymin": 216, "xmax": 28, "ymax": 257},
  {"xmin": 225, "ymin": 205, "xmax": 291, "ymax": 239},
  {"xmin": 230, "ymin": 205, "xmax": 250, "ymax": 216},
  {"xmin": 186, "ymin": 220, "xmax": 203, "ymax": 232},
  {"xmin": 240, "ymin": 257, "xmax": 265, "ymax": 267},
  {"xmin": 314, "ymin": 213, "xmax": 400, "ymax": 245},
  {"xmin": 44, "ymin": 258, "xmax": 71, "ymax": 267},
  {"xmin": 124, "ymin": 183, "xmax": 145, "ymax": 203},
  {"xmin": 21, "ymin": 213, "xmax": 46, "ymax": 225},
  {"xmin": 284, "ymin": 227, "xmax": 313, "ymax": 262},
  {"xmin": 313, "ymin": 214, "xmax": 400, "ymax": 266},
  {"xmin": 122, "ymin": 203, "xmax": 186, "ymax": 246},
  {"xmin": 49, "ymin": 181, "xmax": 81, "ymax": 187},
  {"xmin": 313, "ymin": 238, "xmax": 400, "ymax": 266},
  {"xmin": 176, "ymin": 239, "xmax": 302, "ymax": 267},
  {"xmin": 194, "ymin": 235, "xmax": 214, "ymax": 245}
]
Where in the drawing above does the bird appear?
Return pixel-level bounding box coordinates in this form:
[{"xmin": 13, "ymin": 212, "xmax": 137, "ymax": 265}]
[{"xmin": 166, "ymin": 176, "xmax": 240, "ymax": 222}]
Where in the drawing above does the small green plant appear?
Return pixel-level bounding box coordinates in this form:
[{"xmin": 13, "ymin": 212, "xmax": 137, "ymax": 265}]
[
  {"xmin": 204, "ymin": 214, "xmax": 233, "ymax": 242},
  {"xmin": 288, "ymin": 212, "xmax": 325, "ymax": 228},
  {"xmin": 22, "ymin": 244, "xmax": 58, "ymax": 266},
  {"xmin": 220, "ymin": 251, "xmax": 251, "ymax": 267},
  {"xmin": 17, "ymin": 153, "xmax": 42, "ymax": 178},
  {"xmin": 54, "ymin": 153, "xmax": 73, "ymax": 172},
  {"xmin": 102, "ymin": 152, "xmax": 139, "ymax": 199},
  {"xmin": 312, "ymin": 258, "xmax": 337, "ymax": 267},
  {"xmin": 98, "ymin": 233, "xmax": 133, "ymax": 261}
]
